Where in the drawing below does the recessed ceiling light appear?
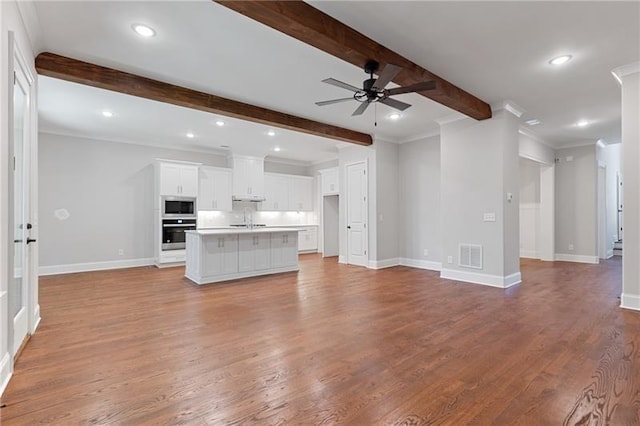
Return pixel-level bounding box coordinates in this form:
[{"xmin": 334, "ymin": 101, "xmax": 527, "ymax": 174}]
[
  {"xmin": 186, "ymin": 132, "xmax": 195, "ymax": 138},
  {"xmin": 525, "ymin": 119, "xmax": 540, "ymax": 126},
  {"xmin": 215, "ymin": 120, "xmax": 225, "ymax": 127},
  {"xmin": 220, "ymin": 145, "xmax": 230, "ymax": 149},
  {"xmin": 549, "ymin": 55, "xmax": 572, "ymax": 66},
  {"xmin": 274, "ymin": 147, "xmax": 281, "ymax": 152},
  {"xmin": 267, "ymin": 130, "xmax": 276, "ymax": 136},
  {"xmin": 132, "ymin": 24, "xmax": 156, "ymax": 38},
  {"xmin": 102, "ymin": 110, "xmax": 113, "ymax": 118},
  {"xmin": 576, "ymin": 120, "xmax": 590, "ymax": 127},
  {"xmin": 388, "ymin": 113, "xmax": 401, "ymax": 120}
]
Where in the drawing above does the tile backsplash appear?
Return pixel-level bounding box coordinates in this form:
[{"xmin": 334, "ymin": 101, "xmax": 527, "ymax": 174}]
[{"xmin": 198, "ymin": 201, "xmax": 316, "ymax": 228}]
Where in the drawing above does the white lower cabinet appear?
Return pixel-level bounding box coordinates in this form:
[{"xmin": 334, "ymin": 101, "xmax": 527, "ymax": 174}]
[
  {"xmin": 239, "ymin": 234, "xmax": 271, "ymax": 272},
  {"xmin": 203, "ymin": 235, "xmax": 238, "ymax": 276},
  {"xmin": 298, "ymin": 227, "xmax": 318, "ymax": 252},
  {"xmin": 186, "ymin": 230, "xmax": 299, "ymax": 284},
  {"xmin": 271, "ymin": 232, "xmax": 298, "ymax": 268}
]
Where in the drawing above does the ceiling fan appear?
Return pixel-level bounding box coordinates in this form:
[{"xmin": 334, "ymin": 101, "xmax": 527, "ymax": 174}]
[{"xmin": 315, "ymin": 60, "xmax": 436, "ymax": 116}]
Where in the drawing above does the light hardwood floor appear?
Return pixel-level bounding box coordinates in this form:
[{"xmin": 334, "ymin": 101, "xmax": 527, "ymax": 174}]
[{"xmin": 1, "ymin": 255, "xmax": 638, "ymax": 424}]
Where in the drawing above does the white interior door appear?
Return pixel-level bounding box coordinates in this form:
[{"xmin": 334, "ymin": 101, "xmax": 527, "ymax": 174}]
[
  {"xmin": 9, "ymin": 51, "xmax": 32, "ymax": 357},
  {"xmin": 346, "ymin": 162, "xmax": 368, "ymax": 266}
]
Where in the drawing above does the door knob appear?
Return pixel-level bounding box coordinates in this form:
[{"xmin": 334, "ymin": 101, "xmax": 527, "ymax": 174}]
[
  {"xmin": 347, "ymin": 226, "xmax": 351, "ymax": 229},
  {"xmin": 26, "ymin": 238, "xmax": 37, "ymax": 244}
]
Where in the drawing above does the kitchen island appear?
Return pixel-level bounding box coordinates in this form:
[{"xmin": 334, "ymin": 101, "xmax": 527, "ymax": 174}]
[{"xmin": 185, "ymin": 228, "xmax": 299, "ymax": 284}]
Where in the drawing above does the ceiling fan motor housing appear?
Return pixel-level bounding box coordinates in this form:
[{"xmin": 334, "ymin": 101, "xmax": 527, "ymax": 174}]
[{"xmin": 363, "ymin": 60, "xmax": 380, "ymax": 75}]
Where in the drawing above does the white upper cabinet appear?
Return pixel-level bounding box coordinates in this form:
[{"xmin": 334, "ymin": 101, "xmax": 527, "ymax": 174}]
[
  {"xmin": 321, "ymin": 168, "xmax": 339, "ymax": 195},
  {"xmin": 229, "ymin": 155, "xmax": 264, "ymax": 201},
  {"xmin": 260, "ymin": 173, "xmax": 313, "ymax": 211},
  {"xmin": 262, "ymin": 174, "xmax": 289, "ymax": 211},
  {"xmin": 199, "ymin": 166, "xmax": 232, "ymax": 211},
  {"xmin": 158, "ymin": 161, "xmax": 199, "ymax": 197},
  {"xmin": 288, "ymin": 176, "xmax": 313, "ymax": 211}
]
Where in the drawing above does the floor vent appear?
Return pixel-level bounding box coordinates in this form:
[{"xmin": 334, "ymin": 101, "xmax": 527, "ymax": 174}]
[{"xmin": 459, "ymin": 244, "xmax": 482, "ymax": 269}]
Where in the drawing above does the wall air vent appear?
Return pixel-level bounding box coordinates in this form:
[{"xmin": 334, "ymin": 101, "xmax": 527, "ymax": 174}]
[{"xmin": 459, "ymin": 244, "xmax": 483, "ymax": 269}]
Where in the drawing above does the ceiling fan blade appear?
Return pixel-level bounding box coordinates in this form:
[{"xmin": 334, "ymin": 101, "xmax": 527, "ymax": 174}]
[
  {"xmin": 322, "ymin": 78, "xmax": 361, "ymax": 93},
  {"xmin": 372, "ymin": 63, "xmax": 402, "ymax": 90},
  {"xmin": 380, "ymin": 97, "xmax": 412, "ymax": 111},
  {"xmin": 386, "ymin": 81, "xmax": 436, "ymax": 96},
  {"xmin": 315, "ymin": 97, "xmax": 354, "ymax": 106},
  {"xmin": 352, "ymin": 101, "xmax": 371, "ymax": 116}
]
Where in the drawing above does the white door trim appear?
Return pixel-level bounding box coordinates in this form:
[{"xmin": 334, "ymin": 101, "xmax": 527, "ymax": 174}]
[{"xmin": 7, "ymin": 32, "xmax": 38, "ymax": 363}]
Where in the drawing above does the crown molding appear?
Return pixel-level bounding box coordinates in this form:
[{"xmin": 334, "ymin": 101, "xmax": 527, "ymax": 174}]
[
  {"xmin": 554, "ymin": 140, "xmax": 598, "ymax": 150},
  {"xmin": 492, "ymin": 100, "xmax": 525, "ymax": 118},
  {"xmin": 397, "ymin": 129, "xmax": 441, "ymax": 144},
  {"xmin": 39, "ymin": 128, "xmax": 229, "ymax": 157},
  {"xmin": 264, "ymin": 155, "xmax": 313, "ymax": 167},
  {"xmin": 434, "ymin": 112, "xmax": 468, "ymax": 126},
  {"xmin": 518, "ymin": 127, "xmax": 555, "ymax": 149},
  {"xmin": 612, "ymin": 61, "xmax": 640, "ymax": 85}
]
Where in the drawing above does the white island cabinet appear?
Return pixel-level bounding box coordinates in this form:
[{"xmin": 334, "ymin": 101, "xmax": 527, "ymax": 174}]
[{"xmin": 185, "ymin": 228, "xmax": 299, "ymax": 284}]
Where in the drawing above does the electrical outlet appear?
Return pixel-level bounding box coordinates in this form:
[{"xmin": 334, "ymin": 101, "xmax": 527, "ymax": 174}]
[
  {"xmin": 447, "ymin": 256, "xmax": 453, "ymax": 264},
  {"xmin": 118, "ymin": 249, "xmax": 124, "ymax": 256},
  {"xmin": 423, "ymin": 249, "xmax": 429, "ymax": 257},
  {"xmin": 568, "ymin": 244, "xmax": 574, "ymax": 251}
]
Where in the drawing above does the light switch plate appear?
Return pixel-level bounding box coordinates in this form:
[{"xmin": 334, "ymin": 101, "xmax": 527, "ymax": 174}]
[{"xmin": 483, "ymin": 212, "xmax": 496, "ymax": 222}]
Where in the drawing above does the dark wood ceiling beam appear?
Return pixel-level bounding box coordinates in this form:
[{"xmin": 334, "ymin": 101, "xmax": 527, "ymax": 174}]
[
  {"xmin": 215, "ymin": 1, "xmax": 492, "ymax": 121},
  {"xmin": 35, "ymin": 52, "xmax": 373, "ymax": 146}
]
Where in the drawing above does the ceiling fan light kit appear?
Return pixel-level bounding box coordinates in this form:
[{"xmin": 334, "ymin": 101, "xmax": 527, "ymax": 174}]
[{"xmin": 316, "ymin": 60, "xmax": 436, "ymax": 116}]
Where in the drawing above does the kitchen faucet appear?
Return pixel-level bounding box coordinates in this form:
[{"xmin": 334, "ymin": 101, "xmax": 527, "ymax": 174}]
[{"xmin": 243, "ymin": 207, "xmax": 253, "ymax": 229}]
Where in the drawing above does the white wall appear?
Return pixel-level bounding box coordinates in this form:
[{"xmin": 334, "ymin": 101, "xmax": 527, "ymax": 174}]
[
  {"xmin": 36, "ymin": 135, "xmax": 210, "ymax": 267},
  {"xmin": 398, "ymin": 135, "xmax": 441, "ymax": 268},
  {"xmin": 519, "ymin": 158, "xmax": 540, "ymax": 258},
  {"xmin": 440, "ymin": 109, "xmax": 520, "ymax": 286},
  {"xmin": 374, "ymin": 140, "xmax": 399, "ymax": 263},
  {"xmin": 1, "ymin": 0, "xmax": 39, "ymax": 396},
  {"xmin": 554, "ymin": 144, "xmax": 598, "ymax": 262}
]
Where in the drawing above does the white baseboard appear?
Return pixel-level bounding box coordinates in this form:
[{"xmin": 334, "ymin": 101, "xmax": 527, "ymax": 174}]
[
  {"xmin": 440, "ymin": 268, "xmax": 522, "ymax": 288},
  {"xmin": 368, "ymin": 258, "xmax": 400, "ymax": 269},
  {"xmin": 338, "ymin": 255, "xmax": 347, "ymax": 264},
  {"xmin": 32, "ymin": 304, "xmax": 41, "ymax": 334},
  {"xmin": 39, "ymin": 258, "xmax": 155, "ymax": 276},
  {"xmin": 606, "ymin": 249, "xmax": 614, "ymax": 259},
  {"xmin": 519, "ymin": 250, "xmax": 539, "ymax": 259},
  {"xmin": 621, "ymin": 293, "xmax": 640, "ymax": 311},
  {"xmin": 554, "ymin": 254, "xmax": 599, "ymax": 264},
  {"xmin": 399, "ymin": 258, "xmax": 442, "ymax": 272},
  {"xmin": 0, "ymin": 352, "xmax": 12, "ymax": 397}
]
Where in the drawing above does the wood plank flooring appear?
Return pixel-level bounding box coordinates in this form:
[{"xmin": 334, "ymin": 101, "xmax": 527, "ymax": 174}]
[{"xmin": 1, "ymin": 255, "xmax": 639, "ymax": 424}]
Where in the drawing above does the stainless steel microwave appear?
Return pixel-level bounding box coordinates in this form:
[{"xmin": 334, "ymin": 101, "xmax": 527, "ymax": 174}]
[{"xmin": 162, "ymin": 196, "xmax": 196, "ymax": 218}]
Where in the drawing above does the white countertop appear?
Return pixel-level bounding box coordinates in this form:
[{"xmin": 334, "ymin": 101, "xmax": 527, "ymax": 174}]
[
  {"xmin": 265, "ymin": 224, "xmax": 318, "ymax": 228},
  {"xmin": 187, "ymin": 228, "xmax": 301, "ymax": 236}
]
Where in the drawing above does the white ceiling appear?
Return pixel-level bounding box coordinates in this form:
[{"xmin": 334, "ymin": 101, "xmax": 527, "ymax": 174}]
[{"xmin": 31, "ymin": 0, "xmax": 639, "ymax": 161}]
